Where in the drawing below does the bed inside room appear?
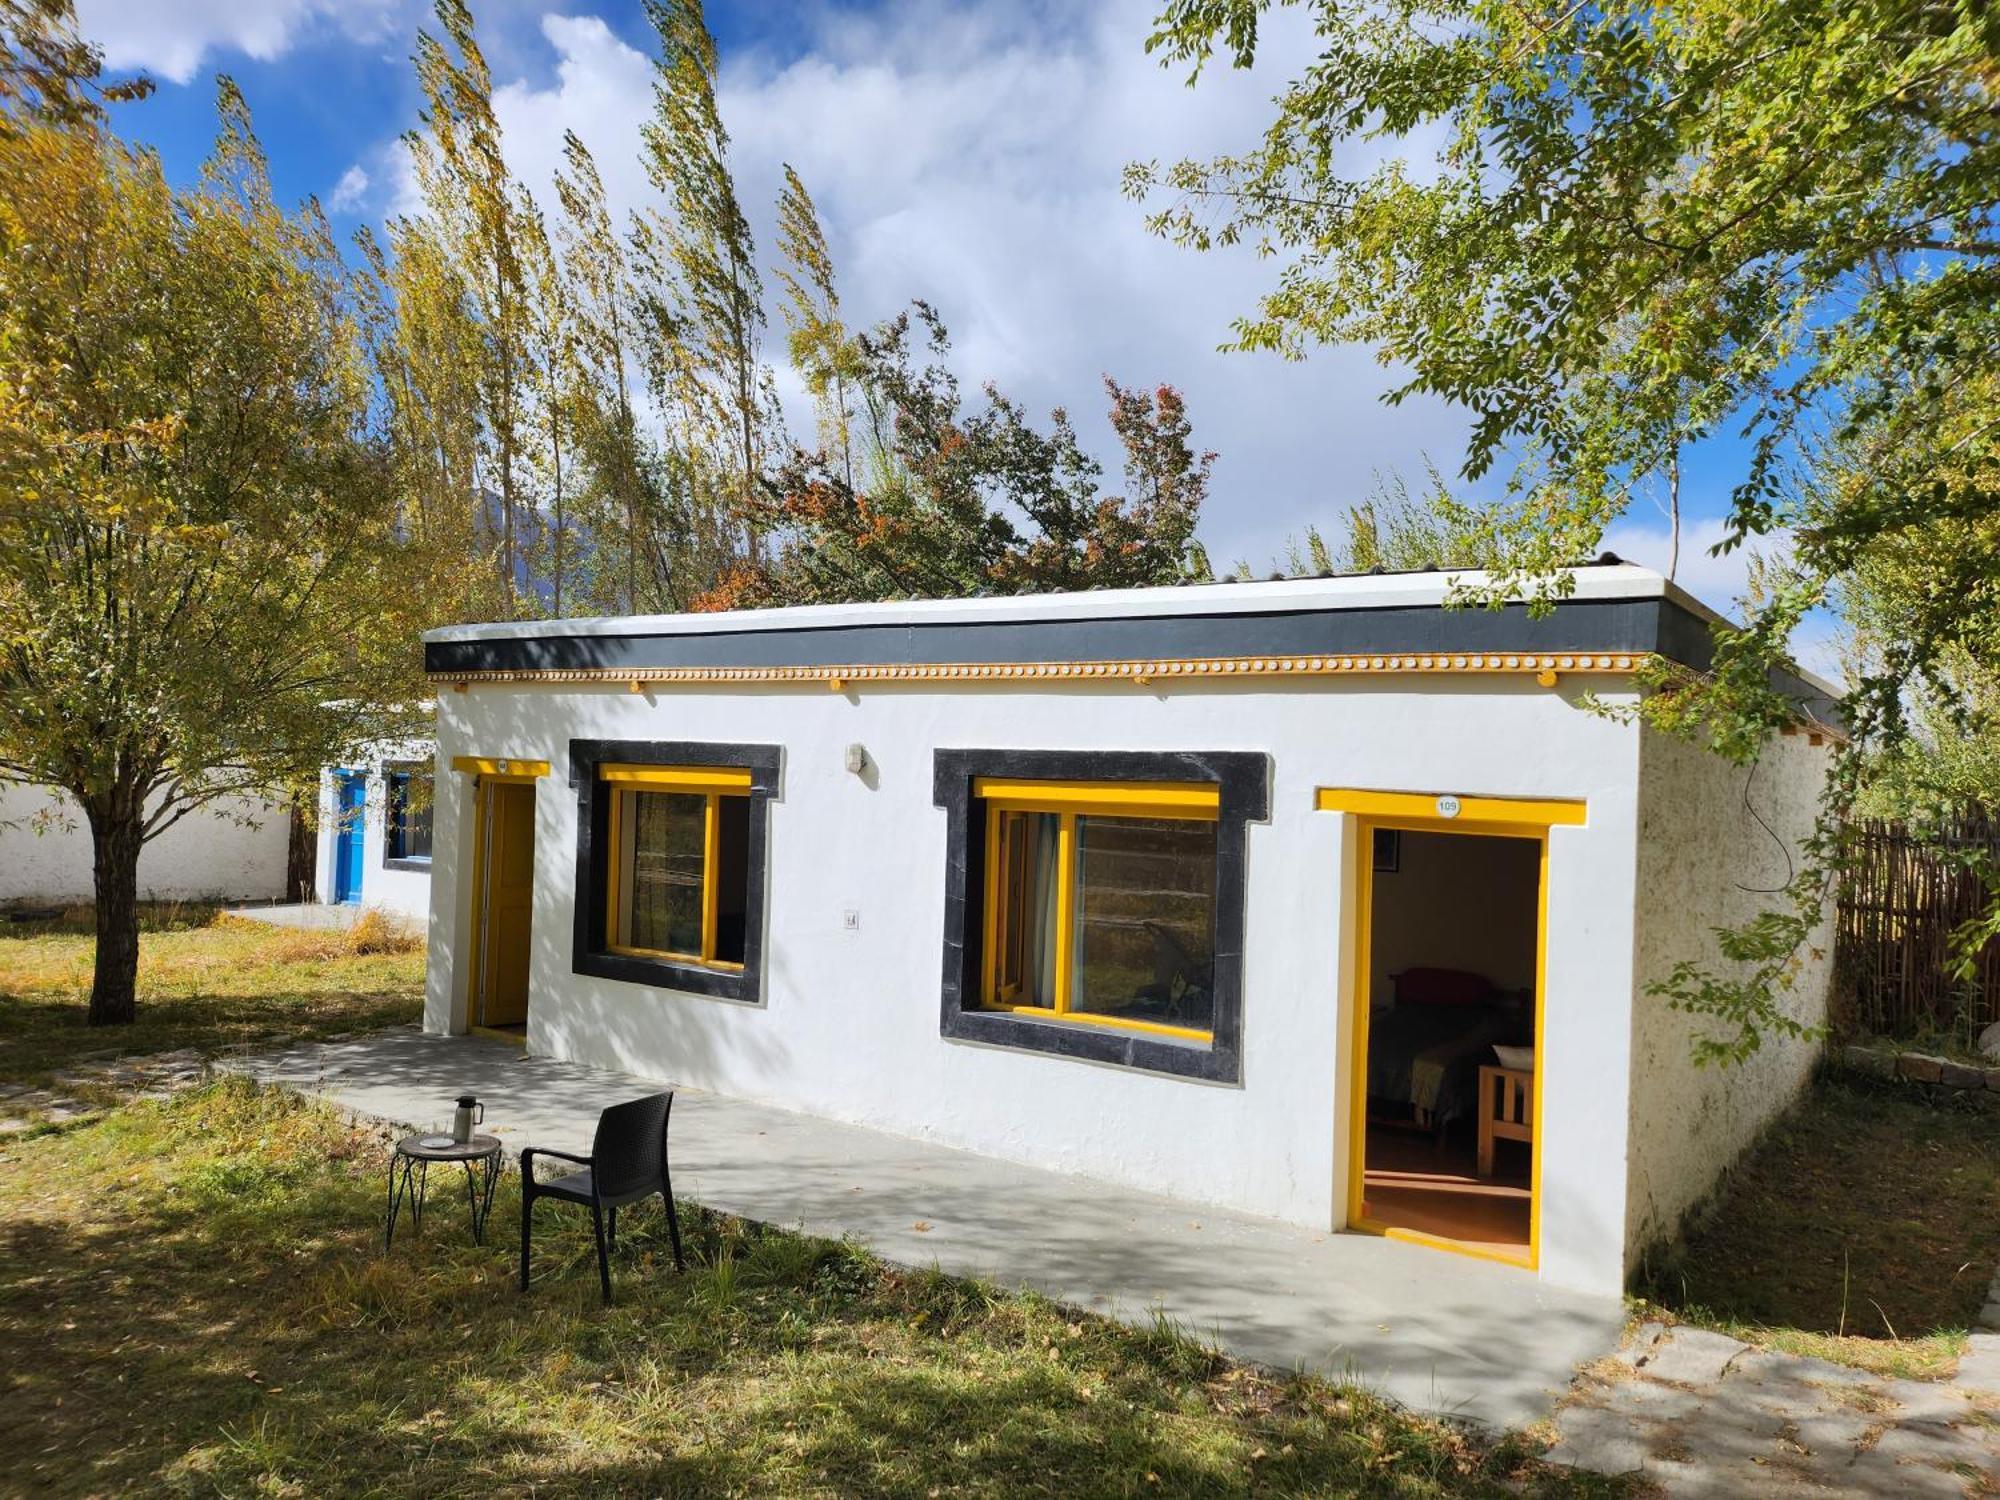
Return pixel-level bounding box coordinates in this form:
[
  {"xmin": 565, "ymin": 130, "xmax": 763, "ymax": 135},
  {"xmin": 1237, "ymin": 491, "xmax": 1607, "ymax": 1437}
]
[{"xmin": 1360, "ymin": 827, "xmax": 1541, "ymax": 1258}]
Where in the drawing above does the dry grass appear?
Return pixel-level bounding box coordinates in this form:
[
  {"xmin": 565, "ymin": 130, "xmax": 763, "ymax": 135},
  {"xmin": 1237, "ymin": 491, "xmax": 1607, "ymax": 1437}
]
[
  {"xmin": 267, "ymin": 907, "xmax": 424, "ymax": 963},
  {"xmin": 0, "ymin": 904, "xmax": 422, "ymax": 1087},
  {"xmin": 1636, "ymin": 1073, "xmax": 2000, "ymax": 1380},
  {"xmin": 0, "ymin": 1080, "xmax": 1630, "ymax": 1499}
]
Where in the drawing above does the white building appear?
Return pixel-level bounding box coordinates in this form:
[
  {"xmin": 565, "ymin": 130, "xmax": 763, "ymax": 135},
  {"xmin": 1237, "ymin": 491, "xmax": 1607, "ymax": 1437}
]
[
  {"xmin": 0, "ymin": 782, "xmax": 292, "ymax": 906},
  {"xmin": 416, "ymin": 562, "xmax": 1840, "ymax": 1297},
  {"xmin": 313, "ymin": 743, "xmax": 435, "ymax": 922}
]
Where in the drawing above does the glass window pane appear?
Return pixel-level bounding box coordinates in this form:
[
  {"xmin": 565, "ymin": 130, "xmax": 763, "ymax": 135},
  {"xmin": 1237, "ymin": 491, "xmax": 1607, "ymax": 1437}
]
[
  {"xmin": 621, "ymin": 789, "xmax": 705, "ymax": 956},
  {"xmin": 989, "ymin": 809, "xmax": 1060, "ymax": 1008},
  {"xmin": 712, "ymin": 795, "xmax": 750, "ymax": 964},
  {"xmin": 385, "ymin": 774, "xmax": 406, "ymax": 858},
  {"xmin": 1073, "ymin": 815, "xmax": 1216, "ymax": 1032},
  {"xmin": 407, "ymin": 779, "xmax": 433, "ymax": 859}
]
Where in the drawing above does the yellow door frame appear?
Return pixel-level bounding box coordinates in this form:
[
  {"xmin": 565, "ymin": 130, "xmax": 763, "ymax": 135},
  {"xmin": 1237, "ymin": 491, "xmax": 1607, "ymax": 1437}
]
[
  {"xmin": 453, "ymin": 757, "xmax": 549, "ymax": 1039},
  {"xmin": 1316, "ymin": 788, "xmax": 1586, "ymax": 1272}
]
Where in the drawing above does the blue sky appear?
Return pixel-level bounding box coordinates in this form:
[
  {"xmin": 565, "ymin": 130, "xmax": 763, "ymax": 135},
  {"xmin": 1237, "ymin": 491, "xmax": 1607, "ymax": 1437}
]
[{"xmin": 74, "ymin": 0, "xmax": 1762, "ymax": 621}]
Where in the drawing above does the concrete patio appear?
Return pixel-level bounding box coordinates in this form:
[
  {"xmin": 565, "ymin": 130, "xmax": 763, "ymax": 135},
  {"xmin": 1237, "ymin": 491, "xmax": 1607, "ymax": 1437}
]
[{"xmin": 223, "ymin": 1027, "xmax": 1624, "ymax": 1432}]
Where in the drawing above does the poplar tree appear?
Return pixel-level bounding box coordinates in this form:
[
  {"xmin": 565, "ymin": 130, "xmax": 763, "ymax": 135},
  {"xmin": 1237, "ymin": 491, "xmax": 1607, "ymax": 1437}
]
[
  {"xmin": 774, "ymin": 164, "xmax": 859, "ymax": 489},
  {"xmin": 553, "ymin": 129, "xmax": 648, "ymax": 612},
  {"xmin": 409, "ymin": 0, "xmax": 532, "ymax": 616},
  {"xmin": 637, "ymin": 0, "xmax": 776, "ymax": 559},
  {"xmin": 356, "ymin": 219, "xmax": 493, "ymax": 621},
  {"xmin": 516, "ymin": 193, "xmax": 579, "ymax": 615}
]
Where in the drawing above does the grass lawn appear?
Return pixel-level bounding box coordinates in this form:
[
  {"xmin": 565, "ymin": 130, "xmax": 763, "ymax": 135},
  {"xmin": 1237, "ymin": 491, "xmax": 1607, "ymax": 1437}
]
[
  {"xmin": 1636, "ymin": 1072, "xmax": 2000, "ymax": 1379},
  {"xmin": 0, "ymin": 904, "xmax": 423, "ymax": 1088},
  {"xmin": 0, "ymin": 1081, "xmax": 1630, "ymax": 1498}
]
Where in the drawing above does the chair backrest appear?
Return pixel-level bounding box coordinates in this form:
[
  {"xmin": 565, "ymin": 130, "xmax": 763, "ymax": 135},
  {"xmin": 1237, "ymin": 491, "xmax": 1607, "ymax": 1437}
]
[{"xmin": 591, "ymin": 1091, "xmax": 673, "ymax": 1199}]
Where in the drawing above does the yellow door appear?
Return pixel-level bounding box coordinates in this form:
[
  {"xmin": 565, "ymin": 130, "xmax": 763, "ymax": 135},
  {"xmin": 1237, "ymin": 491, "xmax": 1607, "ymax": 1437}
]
[{"xmin": 476, "ymin": 778, "xmax": 536, "ymax": 1027}]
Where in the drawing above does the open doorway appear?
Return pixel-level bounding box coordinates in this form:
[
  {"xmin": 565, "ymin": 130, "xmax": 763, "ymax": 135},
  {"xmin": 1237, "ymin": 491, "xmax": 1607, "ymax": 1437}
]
[
  {"xmin": 470, "ymin": 776, "xmax": 536, "ymax": 1042},
  {"xmin": 1354, "ymin": 825, "xmax": 1542, "ymax": 1263}
]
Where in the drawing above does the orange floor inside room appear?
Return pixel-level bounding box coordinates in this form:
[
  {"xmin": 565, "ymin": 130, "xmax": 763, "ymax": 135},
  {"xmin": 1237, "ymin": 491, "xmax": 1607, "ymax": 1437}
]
[{"xmin": 1361, "ymin": 1123, "xmax": 1530, "ymax": 1258}]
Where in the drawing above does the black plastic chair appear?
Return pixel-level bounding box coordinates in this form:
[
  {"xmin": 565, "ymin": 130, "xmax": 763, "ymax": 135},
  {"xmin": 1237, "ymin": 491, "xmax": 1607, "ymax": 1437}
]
[{"xmin": 520, "ymin": 1091, "xmax": 685, "ymax": 1304}]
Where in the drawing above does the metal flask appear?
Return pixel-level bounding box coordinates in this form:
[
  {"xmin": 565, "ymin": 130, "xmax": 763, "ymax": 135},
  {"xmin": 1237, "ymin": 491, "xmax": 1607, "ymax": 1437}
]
[{"xmin": 452, "ymin": 1094, "xmax": 484, "ymax": 1144}]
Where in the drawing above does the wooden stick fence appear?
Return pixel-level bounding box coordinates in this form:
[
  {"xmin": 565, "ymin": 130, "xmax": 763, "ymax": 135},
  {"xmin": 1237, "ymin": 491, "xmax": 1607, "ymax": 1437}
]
[{"xmin": 1836, "ymin": 816, "xmax": 2000, "ymax": 1036}]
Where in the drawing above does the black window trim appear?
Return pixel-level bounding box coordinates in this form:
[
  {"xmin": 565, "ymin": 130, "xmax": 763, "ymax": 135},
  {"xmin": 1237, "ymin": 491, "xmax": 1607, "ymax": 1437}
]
[
  {"xmin": 932, "ymin": 748, "xmax": 1268, "ymax": 1083},
  {"xmin": 569, "ymin": 738, "xmax": 781, "ymax": 1005},
  {"xmin": 382, "ymin": 763, "xmax": 435, "ymax": 872}
]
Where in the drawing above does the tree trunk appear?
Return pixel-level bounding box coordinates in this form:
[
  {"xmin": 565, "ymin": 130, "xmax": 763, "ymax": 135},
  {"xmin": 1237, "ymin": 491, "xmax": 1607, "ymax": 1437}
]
[{"xmin": 86, "ymin": 802, "xmax": 144, "ymax": 1026}]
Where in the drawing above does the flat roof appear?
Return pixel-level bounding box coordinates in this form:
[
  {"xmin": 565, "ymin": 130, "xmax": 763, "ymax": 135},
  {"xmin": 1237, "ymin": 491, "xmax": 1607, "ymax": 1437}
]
[
  {"xmin": 422, "ymin": 560, "xmax": 1841, "ymax": 720},
  {"xmin": 425, "ymin": 561, "xmax": 1710, "ymax": 643}
]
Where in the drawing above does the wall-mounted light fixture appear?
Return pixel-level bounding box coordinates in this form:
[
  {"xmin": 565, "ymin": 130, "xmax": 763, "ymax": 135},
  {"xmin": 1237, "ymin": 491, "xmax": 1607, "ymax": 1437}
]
[{"xmin": 844, "ymin": 742, "xmax": 869, "ymax": 776}]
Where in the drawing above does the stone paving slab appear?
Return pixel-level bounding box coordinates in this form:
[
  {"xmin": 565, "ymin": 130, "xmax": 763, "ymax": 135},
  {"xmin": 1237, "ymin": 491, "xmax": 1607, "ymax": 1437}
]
[
  {"xmin": 220, "ymin": 1027, "xmax": 1629, "ymax": 1432},
  {"xmin": 1555, "ymin": 1324, "xmax": 2000, "ymax": 1496}
]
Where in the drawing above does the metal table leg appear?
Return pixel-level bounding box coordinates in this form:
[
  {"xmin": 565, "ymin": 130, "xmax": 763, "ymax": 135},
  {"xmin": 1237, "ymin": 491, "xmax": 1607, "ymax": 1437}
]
[
  {"xmin": 384, "ymin": 1152, "xmax": 431, "ymax": 1248},
  {"xmin": 462, "ymin": 1149, "xmax": 503, "ymax": 1245}
]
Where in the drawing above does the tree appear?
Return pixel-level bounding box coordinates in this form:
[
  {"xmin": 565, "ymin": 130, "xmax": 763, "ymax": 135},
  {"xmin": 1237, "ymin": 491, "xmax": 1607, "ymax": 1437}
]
[
  {"xmin": 408, "ymin": 0, "xmax": 534, "ymax": 616},
  {"xmin": 515, "ymin": 192, "xmax": 581, "ymax": 615},
  {"xmin": 355, "ymin": 216, "xmax": 495, "ymax": 623},
  {"xmin": 774, "ymin": 164, "xmax": 861, "ymax": 491},
  {"xmin": 701, "ymin": 303, "xmax": 1214, "ymax": 608},
  {"xmin": 0, "ymin": 34, "xmax": 429, "ymax": 1023},
  {"xmin": 553, "ymin": 129, "xmax": 649, "ymax": 613},
  {"xmin": 1268, "ymin": 463, "xmax": 1505, "ymax": 579},
  {"xmin": 1132, "ymin": 0, "xmax": 2000, "ymax": 1057},
  {"xmin": 636, "ymin": 0, "xmax": 776, "ymax": 562}
]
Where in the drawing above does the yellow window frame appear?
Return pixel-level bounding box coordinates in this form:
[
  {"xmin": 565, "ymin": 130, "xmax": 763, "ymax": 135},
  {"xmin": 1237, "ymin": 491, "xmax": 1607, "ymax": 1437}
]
[
  {"xmin": 977, "ymin": 778, "xmax": 1221, "ymax": 1043},
  {"xmin": 604, "ymin": 768, "xmax": 748, "ymax": 972}
]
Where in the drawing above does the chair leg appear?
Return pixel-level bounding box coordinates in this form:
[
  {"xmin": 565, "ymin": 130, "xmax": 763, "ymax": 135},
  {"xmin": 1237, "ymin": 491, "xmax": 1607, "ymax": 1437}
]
[
  {"xmin": 607, "ymin": 1204, "xmax": 617, "ymax": 1252},
  {"xmin": 519, "ymin": 1192, "xmax": 533, "ymax": 1292},
  {"xmin": 662, "ymin": 1183, "xmax": 684, "ymax": 1273},
  {"xmin": 591, "ymin": 1201, "xmax": 612, "ymax": 1305}
]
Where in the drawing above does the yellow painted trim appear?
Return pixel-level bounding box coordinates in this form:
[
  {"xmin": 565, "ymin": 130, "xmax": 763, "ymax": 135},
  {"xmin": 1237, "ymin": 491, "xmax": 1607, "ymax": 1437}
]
[
  {"xmin": 607, "ymin": 940, "xmax": 744, "ymax": 973},
  {"xmin": 600, "ymin": 763, "xmax": 753, "ymax": 791},
  {"xmin": 981, "ymin": 803, "xmax": 1003, "ymax": 1006},
  {"xmin": 450, "ymin": 755, "xmax": 550, "ymax": 780},
  {"xmin": 1052, "ymin": 812, "xmax": 1077, "ymax": 1017},
  {"xmin": 1315, "ymin": 788, "xmax": 1585, "ymax": 827},
  {"xmin": 605, "ymin": 777, "xmax": 623, "ymax": 952},
  {"xmin": 700, "ymin": 793, "xmax": 720, "ymax": 962},
  {"xmin": 603, "ymin": 772, "xmax": 748, "ymax": 968},
  {"xmin": 465, "ymin": 777, "xmax": 488, "ymax": 1028},
  {"xmin": 1339, "ymin": 793, "xmax": 1560, "ymax": 1272},
  {"xmin": 432, "ymin": 649, "xmax": 1650, "ymax": 690},
  {"xmin": 974, "ymin": 777, "xmax": 1220, "ymax": 820},
  {"xmin": 980, "ymin": 1001, "xmax": 1212, "ymax": 1043},
  {"xmin": 1358, "ymin": 1219, "xmax": 1535, "ymax": 1270}
]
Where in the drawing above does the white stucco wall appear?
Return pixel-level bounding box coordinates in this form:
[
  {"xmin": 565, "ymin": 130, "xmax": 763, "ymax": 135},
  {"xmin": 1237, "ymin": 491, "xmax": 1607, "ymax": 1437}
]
[
  {"xmin": 0, "ymin": 782, "xmax": 291, "ymax": 904},
  {"xmin": 1624, "ymin": 727, "xmax": 1836, "ymax": 1269},
  {"xmin": 314, "ymin": 741, "xmax": 436, "ymax": 920},
  {"xmin": 424, "ymin": 673, "xmax": 1647, "ymax": 1295}
]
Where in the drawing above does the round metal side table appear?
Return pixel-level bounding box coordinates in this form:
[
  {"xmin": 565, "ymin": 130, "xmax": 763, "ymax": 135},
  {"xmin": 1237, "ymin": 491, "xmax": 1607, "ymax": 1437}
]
[{"xmin": 385, "ymin": 1132, "xmax": 503, "ymax": 1249}]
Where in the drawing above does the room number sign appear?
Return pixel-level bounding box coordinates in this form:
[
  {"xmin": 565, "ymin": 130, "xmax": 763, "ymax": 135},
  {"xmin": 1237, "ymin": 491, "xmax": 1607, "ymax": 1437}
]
[{"xmin": 1435, "ymin": 795, "xmax": 1462, "ymax": 819}]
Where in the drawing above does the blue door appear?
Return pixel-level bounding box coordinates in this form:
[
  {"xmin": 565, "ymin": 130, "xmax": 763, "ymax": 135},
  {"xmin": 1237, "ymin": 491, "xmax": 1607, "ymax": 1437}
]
[{"xmin": 332, "ymin": 773, "xmax": 366, "ymax": 904}]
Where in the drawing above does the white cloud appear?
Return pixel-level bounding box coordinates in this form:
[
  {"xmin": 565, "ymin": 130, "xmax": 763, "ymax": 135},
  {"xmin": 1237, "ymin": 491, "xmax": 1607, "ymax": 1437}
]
[
  {"xmin": 388, "ymin": 1, "xmax": 1467, "ymax": 563},
  {"xmin": 73, "ymin": 0, "xmax": 401, "ymax": 86},
  {"xmin": 1601, "ymin": 515, "xmax": 1757, "ymax": 618},
  {"xmin": 327, "ymin": 163, "xmax": 371, "ymax": 213}
]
